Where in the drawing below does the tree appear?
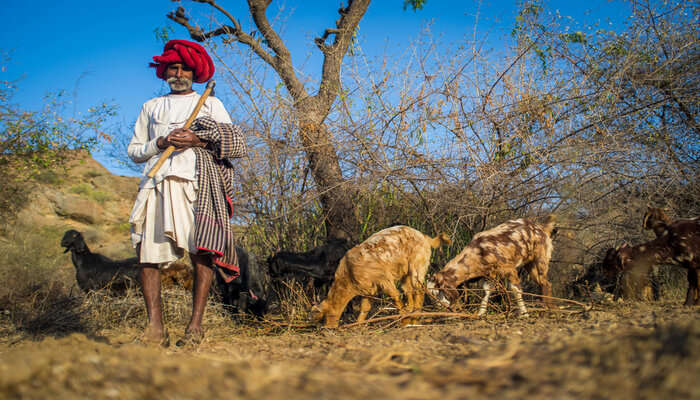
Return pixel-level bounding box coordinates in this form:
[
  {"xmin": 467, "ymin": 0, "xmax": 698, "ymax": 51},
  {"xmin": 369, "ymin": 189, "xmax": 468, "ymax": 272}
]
[
  {"xmin": 160, "ymin": 0, "xmax": 697, "ymax": 271},
  {"xmin": 0, "ymin": 56, "xmax": 113, "ymax": 223},
  {"xmin": 167, "ymin": 0, "xmax": 425, "ymax": 241},
  {"xmin": 507, "ymin": 0, "xmax": 698, "ymax": 211}
]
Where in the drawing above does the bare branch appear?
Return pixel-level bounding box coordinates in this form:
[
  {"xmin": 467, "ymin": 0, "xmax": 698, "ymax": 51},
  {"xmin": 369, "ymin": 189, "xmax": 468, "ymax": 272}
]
[
  {"xmin": 315, "ymin": 0, "xmax": 370, "ymax": 106},
  {"xmin": 167, "ymin": 5, "xmax": 278, "ymax": 68},
  {"xmin": 247, "ymin": 0, "xmax": 306, "ymax": 100}
]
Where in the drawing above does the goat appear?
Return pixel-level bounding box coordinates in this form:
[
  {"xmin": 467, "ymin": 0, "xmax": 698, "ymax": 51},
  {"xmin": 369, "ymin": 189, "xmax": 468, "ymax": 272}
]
[
  {"xmin": 311, "ymin": 226, "xmax": 451, "ymax": 328},
  {"xmin": 60, "ymin": 230, "xmax": 140, "ymax": 293},
  {"xmin": 268, "ymin": 238, "xmax": 351, "ymax": 300},
  {"xmin": 61, "ymin": 230, "xmax": 192, "ymax": 293},
  {"xmin": 601, "ymin": 238, "xmax": 671, "ymax": 301},
  {"xmin": 642, "ymin": 207, "xmax": 700, "ymax": 305},
  {"xmin": 159, "ymin": 259, "xmax": 194, "ymax": 291},
  {"xmin": 642, "ymin": 206, "xmax": 673, "ymax": 238},
  {"xmin": 432, "ymin": 215, "xmax": 556, "ymax": 317},
  {"xmin": 563, "ymin": 247, "xmax": 620, "ymax": 300},
  {"xmin": 666, "ymin": 219, "xmax": 700, "ymax": 305},
  {"xmin": 214, "ymin": 247, "xmax": 271, "ymax": 318}
]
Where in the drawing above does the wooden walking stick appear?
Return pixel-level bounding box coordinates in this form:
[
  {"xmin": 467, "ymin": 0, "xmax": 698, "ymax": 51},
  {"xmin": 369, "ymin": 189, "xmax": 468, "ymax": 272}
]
[{"xmin": 147, "ymin": 80, "xmax": 216, "ymax": 178}]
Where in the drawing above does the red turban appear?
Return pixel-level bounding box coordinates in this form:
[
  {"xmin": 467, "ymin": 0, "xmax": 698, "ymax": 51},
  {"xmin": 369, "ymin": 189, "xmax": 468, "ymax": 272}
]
[{"xmin": 150, "ymin": 39, "xmax": 214, "ymax": 83}]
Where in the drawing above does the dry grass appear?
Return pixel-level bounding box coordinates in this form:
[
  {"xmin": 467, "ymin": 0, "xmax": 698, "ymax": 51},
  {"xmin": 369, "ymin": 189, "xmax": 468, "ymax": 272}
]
[
  {"xmin": 1, "ymin": 268, "xmax": 685, "ymax": 345},
  {"xmin": 0, "ymin": 220, "xmax": 690, "ymax": 345}
]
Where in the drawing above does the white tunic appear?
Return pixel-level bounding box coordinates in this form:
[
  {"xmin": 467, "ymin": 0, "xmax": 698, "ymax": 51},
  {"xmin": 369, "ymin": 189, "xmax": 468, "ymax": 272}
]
[
  {"xmin": 127, "ymin": 92, "xmax": 232, "ymax": 264},
  {"xmin": 128, "ymin": 92, "xmax": 232, "ymax": 187}
]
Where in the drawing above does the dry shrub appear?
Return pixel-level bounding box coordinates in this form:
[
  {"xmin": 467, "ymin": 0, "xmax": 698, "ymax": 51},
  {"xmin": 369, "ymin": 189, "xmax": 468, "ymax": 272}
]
[
  {"xmin": 78, "ymin": 288, "xmax": 146, "ymax": 331},
  {"xmin": 654, "ymin": 267, "xmax": 688, "ymax": 301},
  {"xmin": 0, "ymin": 224, "xmax": 83, "ymax": 337},
  {"xmin": 2, "ymin": 279, "xmax": 84, "ymax": 339},
  {"xmin": 80, "ymin": 287, "xmax": 239, "ymax": 335},
  {"xmin": 269, "ymin": 279, "xmax": 315, "ymax": 324},
  {"xmin": 0, "ymin": 223, "xmax": 234, "ymax": 339},
  {"xmin": 0, "ymin": 224, "xmax": 67, "ymax": 298}
]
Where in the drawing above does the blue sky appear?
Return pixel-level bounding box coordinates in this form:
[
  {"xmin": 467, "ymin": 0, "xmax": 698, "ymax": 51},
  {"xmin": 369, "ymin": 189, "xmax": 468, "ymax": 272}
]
[{"xmin": 1, "ymin": 0, "xmax": 629, "ymax": 175}]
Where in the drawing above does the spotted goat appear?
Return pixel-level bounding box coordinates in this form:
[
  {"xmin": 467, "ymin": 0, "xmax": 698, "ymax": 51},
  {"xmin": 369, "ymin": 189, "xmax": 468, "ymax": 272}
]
[
  {"xmin": 311, "ymin": 226, "xmax": 451, "ymax": 328},
  {"xmin": 601, "ymin": 237, "xmax": 671, "ymax": 301},
  {"xmin": 431, "ymin": 215, "xmax": 556, "ymax": 317},
  {"xmin": 643, "ymin": 207, "xmax": 700, "ymax": 305}
]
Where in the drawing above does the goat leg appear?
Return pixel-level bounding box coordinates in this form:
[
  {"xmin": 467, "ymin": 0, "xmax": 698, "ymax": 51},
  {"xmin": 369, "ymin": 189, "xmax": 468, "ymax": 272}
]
[
  {"xmin": 477, "ymin": 281, "xmax": 493, "ymax": 316},
  {"xmin": 508, "ymin": 281, "xmax": 529, "ymax": 317},
  {"xmin": 356, "ymin": 297, "xmax": 372, "ymax": 322},
  {"xmin": 685, "ymin": 268, "xmax": 699, "ymax": 306}
]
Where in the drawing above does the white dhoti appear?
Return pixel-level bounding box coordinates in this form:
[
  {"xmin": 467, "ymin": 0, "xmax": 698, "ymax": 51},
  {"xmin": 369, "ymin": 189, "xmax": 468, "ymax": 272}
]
[{"xmin": 129, "ymin": 177, "xmax": 198, "ymax": 264}]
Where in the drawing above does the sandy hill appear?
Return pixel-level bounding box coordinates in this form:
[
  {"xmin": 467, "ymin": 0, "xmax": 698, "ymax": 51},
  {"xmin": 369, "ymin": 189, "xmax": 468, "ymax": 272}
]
[{"xmin": 15, "ymin": 150, "xmax": 141, "ymax": 263}]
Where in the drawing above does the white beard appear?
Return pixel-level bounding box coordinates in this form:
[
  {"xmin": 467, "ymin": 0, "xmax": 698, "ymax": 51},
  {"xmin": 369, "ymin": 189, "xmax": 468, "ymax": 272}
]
[{"xmin": 167, "ymin": 77, "xmax": 193, "ymax": 92}]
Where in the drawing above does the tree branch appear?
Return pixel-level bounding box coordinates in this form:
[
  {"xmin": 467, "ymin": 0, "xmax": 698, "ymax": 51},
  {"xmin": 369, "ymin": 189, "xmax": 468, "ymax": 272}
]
[
  {"xmin": 316, "ymin": 0, "xmax": 371, "ymax": 110},
  {"xmin": 247, "ymin": 0, "xmax": 306, "ymax": 100},
  {"xmin": 167, "ymin": 5, "xmax": 278, "ymax": 69}
]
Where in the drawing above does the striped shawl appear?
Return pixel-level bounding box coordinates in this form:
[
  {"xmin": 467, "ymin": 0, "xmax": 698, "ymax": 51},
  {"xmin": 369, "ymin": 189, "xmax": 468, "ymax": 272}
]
[{"xmin": 191, "ymin": 117, "xmax": 246, "ymax": 281}]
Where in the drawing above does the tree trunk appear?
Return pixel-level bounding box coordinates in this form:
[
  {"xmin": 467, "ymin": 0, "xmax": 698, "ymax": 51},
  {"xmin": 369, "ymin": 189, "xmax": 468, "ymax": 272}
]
[
  {"xmin": 297, "ymin": 106, "xmax": 357, "ymax": 241},
  {"xmin": 168, "ymin": 0, "xmax": 370, "ymax": 241}
]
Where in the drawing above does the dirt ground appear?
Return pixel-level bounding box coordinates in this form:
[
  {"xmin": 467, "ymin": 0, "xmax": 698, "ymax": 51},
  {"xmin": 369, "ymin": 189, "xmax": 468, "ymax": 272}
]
[{"xmin": 1, "ymin": 301, "xmax": 699, "ymax": 400}]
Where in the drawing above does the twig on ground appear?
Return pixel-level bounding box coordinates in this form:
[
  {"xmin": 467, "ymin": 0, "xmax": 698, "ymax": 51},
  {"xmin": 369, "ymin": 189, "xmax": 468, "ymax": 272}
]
[
  {"xmin": 340, "ymin": 311, "xmax": 480, "ymax": 329},
  {"xmin": 520, "ymin": 291, "xmax": 592, "ymax": 312}
]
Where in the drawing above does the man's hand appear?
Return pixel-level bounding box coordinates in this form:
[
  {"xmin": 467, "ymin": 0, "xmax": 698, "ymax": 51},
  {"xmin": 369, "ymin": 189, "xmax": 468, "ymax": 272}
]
[{"xmin": 164, "ymin": 128, "xmax": 206, "ymax": 151}]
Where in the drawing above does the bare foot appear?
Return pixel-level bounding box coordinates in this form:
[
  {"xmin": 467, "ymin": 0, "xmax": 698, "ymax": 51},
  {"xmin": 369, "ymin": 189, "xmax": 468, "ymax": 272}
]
[
  {"xmin": 175, "ymin": 328, "xmax": 204, "ymax": 348},
  {"xmin": 142, "ymin": 324, "xmax": 164, "ymax": 341},
  {"xmin": 138, "ymin": 325, "xmax": 169, "ymax": 347}
]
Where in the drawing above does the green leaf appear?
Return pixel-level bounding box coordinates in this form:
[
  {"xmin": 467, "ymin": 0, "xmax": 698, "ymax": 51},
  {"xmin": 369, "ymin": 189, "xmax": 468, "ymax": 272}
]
[{"xmin": 403, "ymin": 0, "xmax": 426, "ymax": 12}]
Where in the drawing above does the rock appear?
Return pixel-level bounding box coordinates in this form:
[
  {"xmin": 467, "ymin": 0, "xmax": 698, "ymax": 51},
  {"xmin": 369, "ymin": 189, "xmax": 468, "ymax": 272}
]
[{"xmin": 50, "ymin": 192, "xmax": 105, "ymax": 224}]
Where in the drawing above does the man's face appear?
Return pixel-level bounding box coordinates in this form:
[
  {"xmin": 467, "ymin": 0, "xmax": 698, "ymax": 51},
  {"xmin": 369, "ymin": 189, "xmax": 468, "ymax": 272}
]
[{"xmin": 165, "ymin": 63, "xmax": 194, "ymax": 93}]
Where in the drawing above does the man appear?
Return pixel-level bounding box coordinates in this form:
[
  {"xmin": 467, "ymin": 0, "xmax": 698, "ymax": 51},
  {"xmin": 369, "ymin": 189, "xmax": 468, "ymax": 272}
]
[{"xmin": 128, "ymin": 40, "xmax": 245, "ymax": 347}]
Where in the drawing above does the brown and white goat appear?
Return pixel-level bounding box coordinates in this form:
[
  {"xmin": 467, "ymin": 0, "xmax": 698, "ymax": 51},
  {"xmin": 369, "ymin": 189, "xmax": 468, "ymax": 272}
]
[
  {"xmin": 643, "ymin": 207, "xmax": 700, "ymax": 306},
  {"xmin": 642, "ymin": 206, "xmax": 673, "ymax": 238},
  {"xmin": 432, "ymin": 215, "xmax": 556, "ymax": 317},
  {"xmin": 601, "ymin": 237, "xmax": 672, "ymax": 301},
  {"xmin": 311, "ymin": 226, "xmax": 451, "ymax": 328}
]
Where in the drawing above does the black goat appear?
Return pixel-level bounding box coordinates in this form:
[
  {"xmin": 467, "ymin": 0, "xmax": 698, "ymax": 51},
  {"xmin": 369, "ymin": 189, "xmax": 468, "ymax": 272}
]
[
  {"xmin": 214, "ymin": 247, "xmax": 271, "ymax": 318},
  {"xmin": 267, "ymin": 238, "xmax": 351, "ymax": 300},
  {"xmin": 60, "ymin": 230, "xmax": 140, "ymax": 293}
]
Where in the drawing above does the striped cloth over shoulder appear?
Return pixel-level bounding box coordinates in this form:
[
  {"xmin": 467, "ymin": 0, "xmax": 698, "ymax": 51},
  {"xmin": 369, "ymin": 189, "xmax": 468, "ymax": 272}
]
[{"xmin": 191, "ymin": 117, "xmax": 247, "ymax": 281}]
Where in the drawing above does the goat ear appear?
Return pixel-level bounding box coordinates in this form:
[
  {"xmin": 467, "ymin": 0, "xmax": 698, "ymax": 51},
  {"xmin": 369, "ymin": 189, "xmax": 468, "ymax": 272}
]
[
  {"xmin": 614, "ymin": 256, "xmax": 624, "ymax": 271},
  {"xmin": 76, "ymin": 238, "xmax": 88, "ymax": 253}
]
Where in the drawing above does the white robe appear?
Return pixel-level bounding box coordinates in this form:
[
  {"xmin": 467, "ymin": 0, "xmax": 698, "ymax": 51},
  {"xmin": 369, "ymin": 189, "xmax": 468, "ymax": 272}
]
[{"xmin": 127, "ymin": 92, "xmax": 232, "ymax": 264}]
